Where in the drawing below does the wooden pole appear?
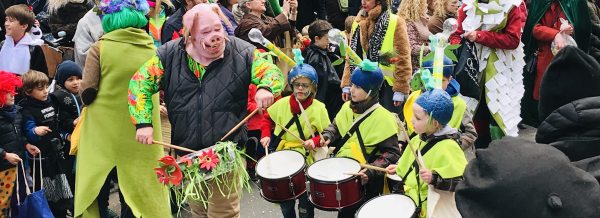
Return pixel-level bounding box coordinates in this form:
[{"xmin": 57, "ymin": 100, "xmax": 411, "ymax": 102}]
[{"xmin": 153, "ymin": 140, "xmax": 196, "ymax": 153}]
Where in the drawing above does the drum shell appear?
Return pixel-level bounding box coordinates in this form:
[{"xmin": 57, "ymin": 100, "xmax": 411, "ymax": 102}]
[
  {"xmin": 258, "ymin": 169, "xmax": 307, "ymax": 202},
  {"xmin": 307, "ymin": 175, "xmax": 363, "ymax": 211}
]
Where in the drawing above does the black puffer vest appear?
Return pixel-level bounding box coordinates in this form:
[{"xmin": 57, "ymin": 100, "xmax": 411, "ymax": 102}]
[{"xmin": 158, "ymin": 37, "xmax": 254, "ymax": 153}]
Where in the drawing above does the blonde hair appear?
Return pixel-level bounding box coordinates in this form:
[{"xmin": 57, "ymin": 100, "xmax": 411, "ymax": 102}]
[
  {"xmin": 21, "ymin": 70, "xmax": 49, "ymax": 94},
  {"xmin": 433, "ymin": 0, "xmax": 455, "ymax": 18},
  {"xmin": 397, "ymin": 0, "xmax": 428, "ymax": 22}
]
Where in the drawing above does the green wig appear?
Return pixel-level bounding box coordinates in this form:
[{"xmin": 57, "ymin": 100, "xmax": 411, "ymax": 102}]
[{"xmin": 101, "ymin": 7, "xmax": 148, "ymax": 33}]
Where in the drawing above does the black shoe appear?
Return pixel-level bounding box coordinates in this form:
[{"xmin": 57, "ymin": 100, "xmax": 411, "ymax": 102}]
[
  {"xmin": 518, "ymin": 122, "xmax": 527, "ymax": 130},
  {"xmin": 248, "ymin": 169, "xmax": 258, "ymax": 182}
]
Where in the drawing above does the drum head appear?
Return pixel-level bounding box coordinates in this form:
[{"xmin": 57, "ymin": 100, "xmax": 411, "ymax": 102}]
[
  {"xmin": 386, "ymin": 173, "xmax": 403, "ymax": 182},
  {"xmin": 307, "ymin": 158, "xmax": 360, "ymax": 182},
  {"xmin": 356, "ymin": 194, "xmax": 416, "ymax": 218},
  {"xmin": 256, "ymin": 150, "xmax": 305, "ymax": 179}
]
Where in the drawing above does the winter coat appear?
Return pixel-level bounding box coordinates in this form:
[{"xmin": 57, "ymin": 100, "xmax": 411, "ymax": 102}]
[
  {"xmin": 536, "ymin": 96, "xmax": 600, "ymax": 183},
  {"xmin": 48, "ymin": 0, "xmax": 94, "ymax": 46},
  {"xmin": 51, "ymin": 86, "xmax": 82, "ymax": 133},
  {"xmin": 0, "ymin": 105, "xmax": 25, "ymax": 171},
  {"xmin": 235, "ymin": 13, "xmax": 295, "ymax": 50}
]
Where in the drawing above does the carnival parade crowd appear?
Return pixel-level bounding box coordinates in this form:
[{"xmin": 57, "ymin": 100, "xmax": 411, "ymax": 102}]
[{"xmin": 0, "ymin": 0, "xmax": 600, "ymax": 217}]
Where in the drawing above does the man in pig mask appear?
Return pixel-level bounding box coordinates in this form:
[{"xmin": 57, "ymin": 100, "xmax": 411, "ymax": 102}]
[{"xmin": 128, "ymin": 4, "xmax": 285, "ymax": 217}]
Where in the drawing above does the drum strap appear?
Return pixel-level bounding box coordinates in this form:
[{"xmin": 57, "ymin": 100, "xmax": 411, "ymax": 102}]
[
  {"xmin": 331, "ymin": 110, "xmax": 377, "ymax": 156},
  {"xmin": 274, "ymin": 115, "xmax": 309, "ymax": 156}
]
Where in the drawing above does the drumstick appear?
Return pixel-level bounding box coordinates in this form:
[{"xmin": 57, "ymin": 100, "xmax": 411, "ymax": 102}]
[
  {"xmin": 345, "ymin": 172, "xmax": 361, "ymax": 176},
  {"xmin": 274, "ymin": 122, "xmax": 304, "ymax": 142},
  {"xmin": 220, "ymin": 108, "xmax": 259, "ymax": 141},
  {"xmin": 360, "ymin": 163, "xmax": 388, "ymax": 173},
  {"xmin": 398, "ymin": 121, "xmax": 426, "ymax": 169},
  {"xmin": 152, "ymin": 140, "xmax": 196, "ymax": 153}
]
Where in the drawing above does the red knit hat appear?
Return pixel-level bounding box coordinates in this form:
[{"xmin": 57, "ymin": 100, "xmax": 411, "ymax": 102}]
[{"xmin": 0, "ymin": 71, "xmax": 22, "ymax": 106}]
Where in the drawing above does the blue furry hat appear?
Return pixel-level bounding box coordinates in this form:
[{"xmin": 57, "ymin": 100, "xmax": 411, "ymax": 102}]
[
  {"xmin": 415, "ymin": 89, "xmax": 454, "ymax": 126},
  {"xmin": 351, "ymin": 59, "xmax": 384, "ymax": 94}
]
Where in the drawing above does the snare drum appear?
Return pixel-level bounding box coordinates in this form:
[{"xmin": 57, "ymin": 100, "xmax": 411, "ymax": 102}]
[
  {"xmin": 355, "ymin": 194, "xmax": 417, "ymax": 218},
  {"xmin": 386, "ymin": 173, "xmax": 404, "ymax": 194},
  {"xmin": 256, "ymin": 150, "xmax": 307, "ymax": 202},
  {"xmin": 306, "ymin": 157, "xmax": 363, "ymax": 210}
]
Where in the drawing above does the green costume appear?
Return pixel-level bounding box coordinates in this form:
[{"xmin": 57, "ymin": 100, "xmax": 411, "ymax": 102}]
[
  {"xmin": 334, "ymin": 102, "xmax": 398, "ymax": 164},
  {"xmin": 75, "ymin": 28, "xmax": 170, "ymax": 217},
  {"xmin": 267, "ymin": 96, "xmax": 330, "ymax": 164},
  {"xmin": 396, "ymin": 136, "xmax": 467, "ymax": 218}
]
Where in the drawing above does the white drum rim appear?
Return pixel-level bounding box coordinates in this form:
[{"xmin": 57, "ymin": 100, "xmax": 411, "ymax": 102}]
[
  {"xmin": 256, "ymin": 150, "xmax": 306, "ymax": 179},
  {"xmin": 355, "ymin": 194, "xmax": 417, "ymax": 218},
  {"xmin": 306, "ymin": 157, "xmax": 361, "ymax": 183},
  {"xmin": 386, "ymin": 173, "xmax": 403, "ymax": 181}
]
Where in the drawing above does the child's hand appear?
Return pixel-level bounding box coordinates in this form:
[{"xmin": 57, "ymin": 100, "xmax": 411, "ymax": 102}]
[
  {"xmin": 34, "ymin": 126, "xmax": 52, "ymax": 136},
  {"xmin": 419, "ymin": 168, "xmax": 433, "ymax": 184},
  {"xmin": 73, "ymin": 117, "xmax": 81, "ymax": 126},
  {"xmin": 4, "ymin": 153, "xmax": 22, "ymax": 165},
  {"xmin": 386, "ymin": 164, "xmax": 397, "ymax": 175},
  {"xmin": 357, "ymin": 168, "xmax": 369, "ymax": 185},
  {"xmin": 25, "ymin": 144, "xmax": 40, "ymax": 156},
  {"xmin": 303, "ymin": 140, "xmax": 315, "ymax": 150},
  {"xmin": 320, "ymin": 137, "xmax": 330, "ymax": 147},
  {"xmin": 159, "ymin": 103, "xmax": 168, "ymax": 117},
  {"xmin": 260, "ymin": 137, "xmax": 271, "ymax": 149}
]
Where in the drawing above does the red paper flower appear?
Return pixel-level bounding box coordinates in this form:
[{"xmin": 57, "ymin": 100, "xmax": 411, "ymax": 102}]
[
  {"xmin": 198, "ymin": 149, "xmax": 220, "ymax": 171},
  {"xmin": 155, "ymin": 156, "xmax": 183, "ymax": 186},
  {"xmin": 179, "ymin": 155, "xmax": 193, "ymax": 167}
]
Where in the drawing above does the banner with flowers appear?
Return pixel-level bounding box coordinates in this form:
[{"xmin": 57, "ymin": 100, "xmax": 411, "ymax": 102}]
[{"xmin": 154, "ymin": 141, "xmax": 250, "ymax": 213}]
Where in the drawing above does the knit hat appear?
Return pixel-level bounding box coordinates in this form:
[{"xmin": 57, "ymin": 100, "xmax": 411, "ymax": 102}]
[
  {"xmin": 55, "ymin": 61, "xmax": 82, "ymax": 88},
  {"xmin": 456, "ymin": 137, "xmax": 600, "ymax": 217},
  {"xmin": 415, "ymin": 89, "xmax": 453, "ymax": 126},
  {"xmin": 351, "ymin": 59, "xmax": 384, "ymax": 95},
  {"xmin": 539, "ymin": 46, "xmax": 600, "ymax": 121},
  {"xmin": 422, "ymin": 56, "xmax": 454, "ymax": 78}
]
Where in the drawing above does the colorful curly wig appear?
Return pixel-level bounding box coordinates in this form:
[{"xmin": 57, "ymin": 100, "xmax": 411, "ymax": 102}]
[
  {"xmin": 0, "ymin": 71, "xmax": 23, "ymax": 106},
  {"xmin": 99, "ymin": 0, "xmax": 150, "ymax": 33}
]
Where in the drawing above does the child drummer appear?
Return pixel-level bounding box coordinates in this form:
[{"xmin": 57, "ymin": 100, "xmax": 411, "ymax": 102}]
[
  {"xmin": 321, "ymin": 60, "xmax": 401, "ymax": 217},
  {"xmin": 262, "ymin": 50, "xmax": 331, "ymax": 218},
  {"xmin": 387, "ymin": 89, "xmax": 467, "ymax": 218}
]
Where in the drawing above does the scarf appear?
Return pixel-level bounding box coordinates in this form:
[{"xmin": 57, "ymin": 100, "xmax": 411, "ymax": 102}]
[
  {"xmin": 290, "ymin": 94, "xmax": 314, "ymax": 114},
  {"xmin": 350, "ymin": 96, "xmax": 379, "ymax": 114},
  {"xmin": 0, "ymin": 105, "xmax": 17, "ymax": 122},
  {"xmin": 350, "ymin": 6, "xmax": 390, "ymax": 68}
]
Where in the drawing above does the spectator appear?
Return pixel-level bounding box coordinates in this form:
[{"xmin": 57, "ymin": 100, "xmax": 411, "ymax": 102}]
[{"xmin": 428, "ymin": 0, "xmax": 459, "ymax": 34}]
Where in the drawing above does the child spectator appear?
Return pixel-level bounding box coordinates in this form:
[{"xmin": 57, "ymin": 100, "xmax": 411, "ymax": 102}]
[
  {"xmin": 303, "ymin": 20, "xmax": 343, "ymax": 119},
  {"xmin": 0, "ymin": 71, "xmax": 25, "ymax": 216},
  {"xmin": 20, "ymin": 70, "xmax": 72, "ymax": 217},
  {"xmin": 51, "ymin": 60, "xmax": 82, "ymax": 196},
  {"xmin": 388, "ymin": 89, "xmax": 467, "ymax": 218},
  {"xmin": 0, "ymin": 4, "xmax": 47, "ymax": 76}
]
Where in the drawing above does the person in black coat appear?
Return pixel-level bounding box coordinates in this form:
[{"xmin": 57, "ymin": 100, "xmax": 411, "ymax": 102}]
[
  {"xmin": 47, "ymin": 0, "xmax": 94, "ymax": 47},
  {"xmin": 0, "ymin": 71, "xmax": 25, "ymax": 216},
  {"xmin": 302, "ymin": 20, "xmax": 343, "ymax": 119},
  {"xmin": 536, "ymin": 46, "xmax": 600, "ymax": 183}
]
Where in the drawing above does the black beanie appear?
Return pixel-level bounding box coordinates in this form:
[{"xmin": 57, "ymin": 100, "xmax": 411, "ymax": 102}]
[
  {"xmin": 538, "ymin": 46, "xmax": 600, "ymax": 121},
  {"xmin": 455, "ymin": 137, "xmax": 600, "ymax": 217},
  {"xmin": 55, "ymin": 60, "xmax": 82, "ymax": 88}
]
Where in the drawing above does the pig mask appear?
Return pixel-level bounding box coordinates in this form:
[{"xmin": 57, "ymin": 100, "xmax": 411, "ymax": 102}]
[{"xmin": 182, "ymin": 4, "xmax": 228, "ymax": 66}]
